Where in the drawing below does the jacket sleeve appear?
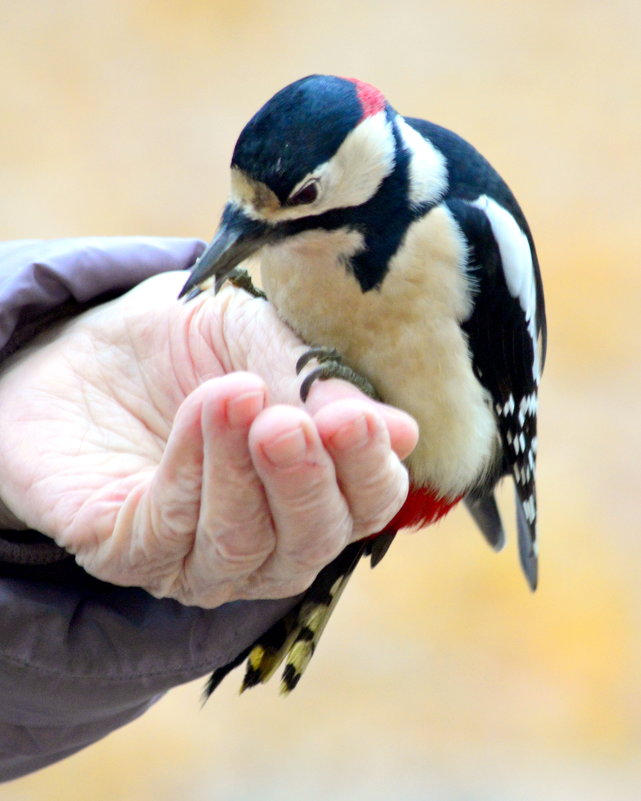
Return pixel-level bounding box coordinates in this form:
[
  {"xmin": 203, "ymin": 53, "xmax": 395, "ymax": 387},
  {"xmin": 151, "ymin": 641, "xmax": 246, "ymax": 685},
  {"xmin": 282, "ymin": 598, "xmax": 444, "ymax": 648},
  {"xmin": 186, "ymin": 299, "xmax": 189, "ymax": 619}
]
[
  {"xmin": 0, "ymin": 238, "xmax": 298, "ymax": 783},
  {"xmin": 0, "ymin": 237, "xmax": 206, "ymax": 359}
]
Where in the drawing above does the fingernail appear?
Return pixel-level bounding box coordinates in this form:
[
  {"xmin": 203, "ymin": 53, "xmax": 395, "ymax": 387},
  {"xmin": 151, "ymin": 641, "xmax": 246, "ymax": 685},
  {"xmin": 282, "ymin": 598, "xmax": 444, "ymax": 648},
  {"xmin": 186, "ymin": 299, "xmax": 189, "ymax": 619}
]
[
  {"xmin": 262, "ymin": 426, "xmax": 309, "ymax": 466},
  {"xmin": 330, "ymin": 413, "xmax": 370, "ymax": 451},
  {"xmin": 225, "ymin": 390, "xmax": 265, "ymax": 428}
]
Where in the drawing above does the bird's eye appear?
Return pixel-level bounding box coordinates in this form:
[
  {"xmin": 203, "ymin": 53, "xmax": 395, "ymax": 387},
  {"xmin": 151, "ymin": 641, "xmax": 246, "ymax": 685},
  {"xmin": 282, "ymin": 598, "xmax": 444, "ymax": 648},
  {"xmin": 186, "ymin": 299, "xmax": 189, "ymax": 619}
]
[{"xmin": 287, "ymin": 180, "xmax": 319, "ymax": 207}]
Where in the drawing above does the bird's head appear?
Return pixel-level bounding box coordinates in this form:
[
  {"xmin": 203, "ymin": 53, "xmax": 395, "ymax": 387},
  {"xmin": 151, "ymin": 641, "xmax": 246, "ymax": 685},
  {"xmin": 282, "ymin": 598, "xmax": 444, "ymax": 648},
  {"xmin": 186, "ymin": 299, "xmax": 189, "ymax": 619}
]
[{"xmin": 180, "ymin": 74, "xmax": 445, "ymax": 298}]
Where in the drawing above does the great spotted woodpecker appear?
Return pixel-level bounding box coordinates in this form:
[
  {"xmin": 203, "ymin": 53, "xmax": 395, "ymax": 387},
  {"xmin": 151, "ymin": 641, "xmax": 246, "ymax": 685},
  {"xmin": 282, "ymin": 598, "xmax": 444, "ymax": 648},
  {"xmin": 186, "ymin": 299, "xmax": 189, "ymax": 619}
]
[{"xmin": 180, "ymin": 75, "xmax": 546, "ymax": 695}]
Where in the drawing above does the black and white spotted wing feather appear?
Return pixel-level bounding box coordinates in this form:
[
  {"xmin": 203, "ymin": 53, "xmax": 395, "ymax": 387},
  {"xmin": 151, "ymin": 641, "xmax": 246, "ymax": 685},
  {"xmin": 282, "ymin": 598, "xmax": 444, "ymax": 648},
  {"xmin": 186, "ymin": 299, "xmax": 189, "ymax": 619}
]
[
  {"xmin": 446, "ymin": 194, "xmax": 546, "ymax": 589},
  {"xmin": 407, "ymin": 118, "xmax": 546, "ymax": 588},
  {"xmin": 405, "ymin": 119, "xmax": 546, "ymax": 587}
]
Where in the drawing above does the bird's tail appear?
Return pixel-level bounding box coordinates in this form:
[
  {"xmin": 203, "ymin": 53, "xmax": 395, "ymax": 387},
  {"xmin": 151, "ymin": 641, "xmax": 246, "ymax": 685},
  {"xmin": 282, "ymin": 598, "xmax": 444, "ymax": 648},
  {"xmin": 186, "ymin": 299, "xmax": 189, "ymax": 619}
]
[
  {"xmin": 204, "ymin": 532, "xmax": 396, "ymax": 697},
  {"xmin": 244, "ymin": 540, "xmax": 367, "ymax": 695}
]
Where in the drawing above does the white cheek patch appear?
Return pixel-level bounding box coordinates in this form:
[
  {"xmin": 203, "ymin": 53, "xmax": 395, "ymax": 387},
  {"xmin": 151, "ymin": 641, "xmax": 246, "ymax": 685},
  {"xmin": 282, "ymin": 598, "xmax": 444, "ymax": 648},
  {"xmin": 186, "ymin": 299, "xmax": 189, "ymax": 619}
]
[
  {"xmin": 470, "ymin": 195, "xmax": 540, "ymax": 381},
  {"xmin": 323, "ymin": 110, "xmax": 396, "ymax": 208},
  {"xmin": 396, "ymin": 117, "xmax": 448, "ymax": 208}
]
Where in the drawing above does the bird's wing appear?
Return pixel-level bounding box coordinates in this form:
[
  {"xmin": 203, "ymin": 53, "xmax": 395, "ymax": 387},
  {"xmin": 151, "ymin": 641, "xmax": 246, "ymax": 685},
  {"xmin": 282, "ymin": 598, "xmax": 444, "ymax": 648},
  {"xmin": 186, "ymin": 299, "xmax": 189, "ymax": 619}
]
[{"xmin": 445, "ymin": 196, "xmax": 546, "ymax": 589}]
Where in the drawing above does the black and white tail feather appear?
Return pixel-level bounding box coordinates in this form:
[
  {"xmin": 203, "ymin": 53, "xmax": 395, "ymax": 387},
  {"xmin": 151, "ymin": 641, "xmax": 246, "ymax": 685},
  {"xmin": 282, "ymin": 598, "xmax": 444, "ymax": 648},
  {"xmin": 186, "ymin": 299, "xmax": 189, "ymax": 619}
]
[{"xmin": 204, "ymin": 534, "xmax": 396, "ymax": 698}]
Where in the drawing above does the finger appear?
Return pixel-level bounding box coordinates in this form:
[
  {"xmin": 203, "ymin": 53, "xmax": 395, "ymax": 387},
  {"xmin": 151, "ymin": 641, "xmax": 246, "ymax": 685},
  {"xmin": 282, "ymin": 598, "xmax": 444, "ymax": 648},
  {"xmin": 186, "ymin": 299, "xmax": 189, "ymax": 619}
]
[
  {"xmin": 147, "ymin": 383, "xmax": 206, "ymax": 542},
  {"xmin": 181, "ymin": 373, "xmax": 279, "ymax": 602},
  {"xmin": 78, "ymin": 382, "xmax": 211, "ymax": 594},
  {"xmin": 248, "ymin": 405, "xmax": 353, "ymax": 595},
  {"xmin": 302, "ymin": 378, "xmax": 419, "ymax": 460},
  {"xmin": 314, "ymin": 399, "xmax": 410, "ymax": 537}
]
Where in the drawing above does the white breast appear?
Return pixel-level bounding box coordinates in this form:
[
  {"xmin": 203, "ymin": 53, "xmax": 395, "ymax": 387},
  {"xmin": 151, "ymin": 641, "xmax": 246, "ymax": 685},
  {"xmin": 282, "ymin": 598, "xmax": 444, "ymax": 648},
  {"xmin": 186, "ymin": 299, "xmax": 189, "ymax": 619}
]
[{"xmin": 260, "ymin": 205, "xmax": 498, "ymax": 498}]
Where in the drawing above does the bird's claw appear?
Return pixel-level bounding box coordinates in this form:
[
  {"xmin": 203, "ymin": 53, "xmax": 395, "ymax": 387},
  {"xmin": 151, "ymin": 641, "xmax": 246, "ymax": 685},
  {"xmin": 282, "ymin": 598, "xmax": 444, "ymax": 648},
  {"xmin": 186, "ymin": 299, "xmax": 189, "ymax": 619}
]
[
  {"xmin": 296, "ymin": 346, "xmax": 380, "ymax": 403},
  {"xmin": 295, "ymin": 346, "xmax": 342, "ymax": 375},
  {"xmin": 226, "ymin": 267, "xmax": 267, "ymax": 299}
]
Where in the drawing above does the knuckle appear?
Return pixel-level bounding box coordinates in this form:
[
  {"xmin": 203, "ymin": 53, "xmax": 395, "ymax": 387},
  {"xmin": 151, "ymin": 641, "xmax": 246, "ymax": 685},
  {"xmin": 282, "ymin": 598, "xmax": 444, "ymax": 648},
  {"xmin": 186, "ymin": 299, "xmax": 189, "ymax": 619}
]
[
  {"xmin": 285, "ymin": 519, "xmax": 350, "ymax": 571},
  {"xmin": 285, "ymin": 571, "xmax": 318, "ymax": 596},
  {"xmin": 244, "ymin": 571, "xmax": 316, "ymax": 601},
  {"xmin": 152, "ymin": 502, "xmax": 199, "ymax": 543},
  {"xmin": 212, "ymin": 524, "xmax": 276, "ymax": 573},
  {"xmin": 353, "ymin": 460, "xmax": 409, "ymax": 533},
  {"xmin": 172, "ymin": 574, "xmax": 234, "ymax": 609},
  {"xmin": 271, "ymin": 462, "xmax": 329, "ymax": 504},
  {"xmin": 280, "ymin": 485, "xmax": 326, "ymax": 520}
]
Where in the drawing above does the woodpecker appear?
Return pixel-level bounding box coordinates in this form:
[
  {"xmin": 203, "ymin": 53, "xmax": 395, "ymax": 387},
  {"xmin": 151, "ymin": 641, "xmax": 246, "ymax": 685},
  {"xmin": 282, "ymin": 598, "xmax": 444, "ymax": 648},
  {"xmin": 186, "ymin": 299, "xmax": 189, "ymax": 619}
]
[{"xmin": 180, "ymin": 75, "xmax": 546, "ymax": 696}]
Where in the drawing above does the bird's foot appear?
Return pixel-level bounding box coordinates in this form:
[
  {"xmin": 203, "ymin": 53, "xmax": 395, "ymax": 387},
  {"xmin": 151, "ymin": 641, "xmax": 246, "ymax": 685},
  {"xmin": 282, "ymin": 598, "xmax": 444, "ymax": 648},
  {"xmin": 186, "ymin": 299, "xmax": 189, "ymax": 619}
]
[
  {"xmin": 227, "ymin": 267, "xmax": 267, "ymax": 299},
  {"xmin": 295, "ymin": 346, "xmax": 380, "ymax": 402}
]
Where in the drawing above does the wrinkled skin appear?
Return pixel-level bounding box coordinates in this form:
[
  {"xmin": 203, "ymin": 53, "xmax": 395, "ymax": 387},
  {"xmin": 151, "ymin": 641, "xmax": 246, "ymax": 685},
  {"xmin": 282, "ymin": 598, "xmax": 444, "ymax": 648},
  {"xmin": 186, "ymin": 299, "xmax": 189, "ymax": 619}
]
[{"xmin": 0, "ymin": 271, "xmax": 417, "ymax": 607}]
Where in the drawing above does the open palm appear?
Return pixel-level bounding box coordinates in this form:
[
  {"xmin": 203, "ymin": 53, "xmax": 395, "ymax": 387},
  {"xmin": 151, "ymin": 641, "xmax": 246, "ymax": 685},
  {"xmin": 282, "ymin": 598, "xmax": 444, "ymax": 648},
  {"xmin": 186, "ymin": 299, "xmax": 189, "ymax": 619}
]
[{"xmin": 0, "ymin": 270, "xmax": 416, "ymax": 607}]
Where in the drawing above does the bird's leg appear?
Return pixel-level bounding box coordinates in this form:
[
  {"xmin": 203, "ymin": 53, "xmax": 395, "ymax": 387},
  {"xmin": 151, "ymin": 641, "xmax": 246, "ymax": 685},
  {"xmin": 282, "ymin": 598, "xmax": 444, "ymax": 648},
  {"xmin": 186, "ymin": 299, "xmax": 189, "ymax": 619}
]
[
  {"xmin": 226, "ymin": 267, "xmax": 267, "ymax": 299},
  {"xmin": 296, "ymin": 346, "xmax": 380, "ymax": 402}
]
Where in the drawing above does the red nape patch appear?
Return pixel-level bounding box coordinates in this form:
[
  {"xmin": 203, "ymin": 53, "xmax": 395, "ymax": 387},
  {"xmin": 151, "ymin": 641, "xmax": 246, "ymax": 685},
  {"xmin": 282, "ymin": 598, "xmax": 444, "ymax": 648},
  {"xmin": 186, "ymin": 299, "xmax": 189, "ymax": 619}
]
[
  {"xmin": 343, "ymin": 77, "xmax": 386, "ymax": 120},
  {"xmin": 386, "ymin": 486, "xmax": 462, "ymax": 532}
]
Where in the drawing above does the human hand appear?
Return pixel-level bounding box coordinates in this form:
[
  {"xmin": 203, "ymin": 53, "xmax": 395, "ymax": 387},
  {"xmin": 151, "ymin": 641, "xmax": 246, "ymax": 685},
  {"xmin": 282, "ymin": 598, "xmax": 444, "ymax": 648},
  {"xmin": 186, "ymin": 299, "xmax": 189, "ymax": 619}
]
[{"xmin": 0, "ymin": 269, "xmax": 417, "ymax": 607}]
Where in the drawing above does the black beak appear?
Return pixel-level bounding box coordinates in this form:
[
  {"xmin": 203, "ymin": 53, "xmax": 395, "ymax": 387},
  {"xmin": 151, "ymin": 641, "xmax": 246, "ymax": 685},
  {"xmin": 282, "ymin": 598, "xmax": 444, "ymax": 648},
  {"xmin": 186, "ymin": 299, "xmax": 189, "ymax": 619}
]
[{"xmin": 179, "ymin": 204, "xmax": 272, "ymax": 300}]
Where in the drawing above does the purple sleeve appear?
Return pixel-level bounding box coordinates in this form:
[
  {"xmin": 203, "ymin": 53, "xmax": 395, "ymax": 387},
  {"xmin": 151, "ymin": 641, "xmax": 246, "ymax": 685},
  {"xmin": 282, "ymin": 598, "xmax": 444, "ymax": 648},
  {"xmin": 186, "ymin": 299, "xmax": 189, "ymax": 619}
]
[
  {"xmin": 0, "ymin": 238, "xmax": 297, "ymax": 782},
  {"xmin": 0, "ymin": 237, "xmax": 206, "ymax": 354}
]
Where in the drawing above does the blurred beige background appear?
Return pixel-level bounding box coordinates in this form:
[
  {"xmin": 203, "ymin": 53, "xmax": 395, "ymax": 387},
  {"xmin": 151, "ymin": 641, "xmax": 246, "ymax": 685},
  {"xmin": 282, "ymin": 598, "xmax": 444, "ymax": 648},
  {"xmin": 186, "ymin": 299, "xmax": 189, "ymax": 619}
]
[{"xmin": 1, "ymin": 1, "xmax": 641, "ymax": 799}]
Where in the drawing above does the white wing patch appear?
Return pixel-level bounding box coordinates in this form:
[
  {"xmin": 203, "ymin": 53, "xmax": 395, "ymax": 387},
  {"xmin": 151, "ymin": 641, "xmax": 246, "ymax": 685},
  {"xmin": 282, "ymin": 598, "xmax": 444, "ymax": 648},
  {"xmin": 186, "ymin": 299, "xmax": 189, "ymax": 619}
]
[{"xmin": 470, "ymin": 195, "xmax": 540, "ymax": 381}]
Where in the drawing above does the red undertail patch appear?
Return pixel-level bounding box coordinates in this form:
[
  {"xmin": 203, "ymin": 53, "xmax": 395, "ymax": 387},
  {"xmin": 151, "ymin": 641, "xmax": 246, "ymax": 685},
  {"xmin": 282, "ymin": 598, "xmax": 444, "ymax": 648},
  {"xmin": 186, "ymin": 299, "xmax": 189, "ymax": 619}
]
[{"xmin": 386, "ymin": 485, "xmax": 462, "ymax": 532}]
